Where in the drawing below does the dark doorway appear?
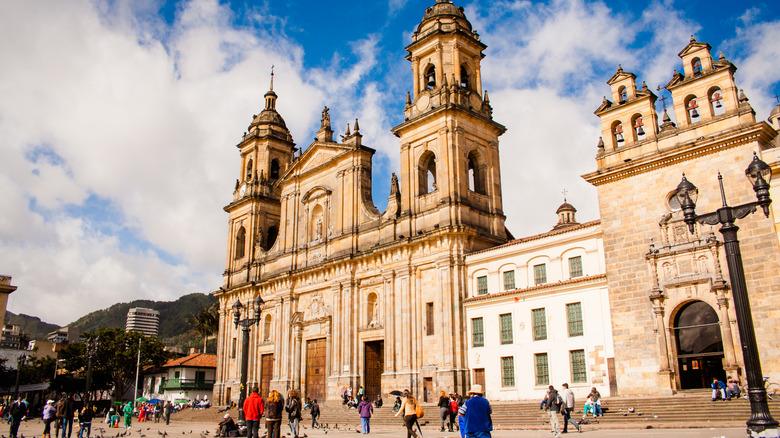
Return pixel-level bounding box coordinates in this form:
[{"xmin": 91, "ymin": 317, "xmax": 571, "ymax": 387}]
[
  {"xmin": 423, "ymin": 377, "xmax": 433, "ymax": 403},
  {"xmin": 224, "ymin": 387, "xmax": 231, "ymax": 406},
  {"xmin": 674, "ymin": 301, "xmax": 726, "ymax": 389},
  {"xmin": 260, "ymin": 354, "xmax": 273, "ymax": 398},
  {"xmin": 364, "ymin": 341, "xmax": 384, "ymax": 401},
  {"xmin": 306, "ymin": 338, "xmax": 327, "ymax": 402}
]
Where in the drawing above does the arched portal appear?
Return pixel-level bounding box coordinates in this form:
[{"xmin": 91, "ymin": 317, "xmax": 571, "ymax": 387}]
[{"xmin": 673, "ymin": 300, "xmax": 726, "ymax": 389}]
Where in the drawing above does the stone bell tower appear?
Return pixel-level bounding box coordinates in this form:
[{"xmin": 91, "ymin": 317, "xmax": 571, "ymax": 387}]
[
  {"xmin": 223, "ymin": 71, "xmax": 296, "ymax": 290},
  {"xmin": 391, "ymin": 0, "xmax": 507, "ymax": 243}
]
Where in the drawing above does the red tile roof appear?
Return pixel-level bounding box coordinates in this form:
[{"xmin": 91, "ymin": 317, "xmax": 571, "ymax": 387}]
[{"xmin": 162, "ymin": 353, "xmax": 217, "ymax": 368}]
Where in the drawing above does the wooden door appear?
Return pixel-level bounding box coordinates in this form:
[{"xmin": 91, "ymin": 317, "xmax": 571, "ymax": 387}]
[
  {"xmin": 260, "ymin": 354, "xmax": 273, "ymax": 398},
  {"xmin": 364, "ymin": 341, "xmax": 384, "ymax": 401},
  {"xmin": 473, "ymin": 368, "xmax": 485, "ymax": 389},
  {"xmin": 306, "ymin": 338, "xmax": 327, "ymax": 402},
  {"xmin": 423, "ymin": 377, "xmax": 433, "ymax": 402}
]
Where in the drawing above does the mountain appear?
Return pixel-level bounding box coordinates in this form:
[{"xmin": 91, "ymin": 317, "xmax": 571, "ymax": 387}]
[
  {"xmin": 5, "ymin": 312, "xmax": 61, "ymax": 340},
  {"xmin": 5, "ymin": 293, "xmax": 218, "ymax": 351},
  {"xmin": 69, "ymin": 293, "xmax": 218, "ymax": 341}
]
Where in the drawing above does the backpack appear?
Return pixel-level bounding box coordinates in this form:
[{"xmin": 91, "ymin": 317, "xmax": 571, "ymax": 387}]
[
  {"xmin": 415, "ymin": 403, "xmax": 424, "ymax": 419},
  {"xmin": 449, "ymin": 400, "xmax": 458, "ymax": 413}
]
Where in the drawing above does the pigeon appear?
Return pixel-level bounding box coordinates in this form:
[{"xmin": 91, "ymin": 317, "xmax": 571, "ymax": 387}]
[
  {"xmin": 147, "ymin": 428, "xmax": 151, "ymax": 430},
  {"xmin": 157, "ymin": 432, "xmax": 163, "ymax": 435}
]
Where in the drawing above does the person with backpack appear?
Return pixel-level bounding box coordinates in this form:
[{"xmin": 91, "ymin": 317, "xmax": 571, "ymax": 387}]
[
  {"xmin": 544, "ymin": 385, "xmax": 563, "ymax": 437},
  {"xmin": 8, "ymin": 396, "xmax": 27, "ymax": 438},
  {"xmin": 310, "ymin": 400, "xmax": 320, "ymax": 429},
  {"xmin": 78, "ymin": 404, "xmax": 94, "ymax": 438},
  {"xmin": 393, "ymin": 389, "xmax": 420, "ymax": 438},
  {"xmin": 284, "ymin": 390, "xmax": 301, "ymax": 438}
]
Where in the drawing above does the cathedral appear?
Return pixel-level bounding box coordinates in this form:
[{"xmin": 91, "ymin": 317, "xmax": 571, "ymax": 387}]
[
  {"xmin": 213, "ymin": 0, "xmax": 780, "ymax": 403},
  {"xmin": 213, "ymin": 0, "xmax": 508, "ymax": 403}
]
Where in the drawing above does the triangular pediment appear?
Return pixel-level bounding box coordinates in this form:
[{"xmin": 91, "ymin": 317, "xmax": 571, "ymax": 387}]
[
  {"xmin": 678, "ymin": 40, "xmax": 712, "ymax": 58},
  {"xmin": 281, "ymin": 142, "xmax": 353, "ymax": 180},
  {"xmin": 606, "ymin": 69, "xmax": 637, "ymax": 86}
]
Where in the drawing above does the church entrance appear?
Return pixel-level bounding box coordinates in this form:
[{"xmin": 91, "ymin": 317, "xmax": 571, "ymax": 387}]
[
  {"xmin": 260, "ymin": 354, "xmax": 273, "ymax": 398},
  {"xmin": 674, "ymin": 301, "xmax": 726, "ymax": 389},
  {"xmin": 306, "ymin": 338, "xmax": 327, "ymax": 401},
  {"xmin": 364, "ymin": 341, "xmax": 384, "ymax": 401}
]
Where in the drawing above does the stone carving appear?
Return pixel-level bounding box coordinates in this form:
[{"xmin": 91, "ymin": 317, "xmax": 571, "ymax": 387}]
[
  {"xmin": 390, "ymin": 173, "xmax": 399, "ymax": 195},
  {"xmin": 306, "ymin": 292, "xmax": 332, "ymax": 320},
  {"xmin": 321, "ymin": 106, "xmax": 331, "ymax": 129},
  {"xmin": 315, "ymin": 219, "xmax": 323, "ymax": 240}
]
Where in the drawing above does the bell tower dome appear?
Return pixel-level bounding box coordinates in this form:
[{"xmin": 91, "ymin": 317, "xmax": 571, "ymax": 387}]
[{"xmin": 391, "ymin": 0, "xmax": 507, "ymax": 243}]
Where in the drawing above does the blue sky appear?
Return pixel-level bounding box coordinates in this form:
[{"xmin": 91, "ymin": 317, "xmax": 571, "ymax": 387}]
[{"xmin": 0, "ymin": 0, "xmax": 778, "ymax": 325}]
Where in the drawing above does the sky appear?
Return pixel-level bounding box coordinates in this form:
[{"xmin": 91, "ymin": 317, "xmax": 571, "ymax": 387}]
[{"xmin": 1, "ymin": 0, "xmax": 779, "ymax": 326}]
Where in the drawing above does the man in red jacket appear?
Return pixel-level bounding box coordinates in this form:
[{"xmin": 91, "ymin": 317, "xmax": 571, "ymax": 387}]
[{"xmin": 243, "ymin": 387, "xmax": 264, "ymax": 438}]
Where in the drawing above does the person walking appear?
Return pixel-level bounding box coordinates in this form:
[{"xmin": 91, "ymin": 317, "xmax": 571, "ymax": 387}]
[
  {"xmin": 437, "ymin": 391, "xmax": 450, "ymax": 432},
  {"xmin": 78, "ymin": 405, "xmax": 94, "ymax": 438},
  {"xmin": 122, "ymin": 401, "xmax": 133, "ymax": 429},
  {"xmin": 264, "ymin": 390, "xmax": 283, "ymax": 438},
  {"xmin": 61, "ymin": 394, "xmax": 76, "ymax": 438},
  {"xmin": 357, "ymin": 395, "xmax": 373, "ymax": 434},
  {"xmin": 310, "ymin": 400, "xmax": 320, "ymax": 429},
  {"xmin": 54, "ymin": 397, "xmax": 66, "ymax": 438},
  {"xmin": 560, "ymin": 383, "xmax": 580, "ymax": 433},
  {"xmin": 285, "ymin": 390, "xmax": 301, "ymax": 438},
  {"xmin": 545, "ymin": 385, "xmax": 562, "ymax": 437},
  {"xmin": 393, "ymin": 390, "xmax": 419, "ymax": 438},
  {"xmin": 8, "ymin": 397, "xmax": 27, "ymax": 438},
  {"xmin": 163, "ymin": 401, "xmax": 173, "ymax": 426},
  {"xmin": 463, "ymin": 385, "xmax": 492, "ymax": 438},
  {"xmin": 243, "ymin": 387, "xmax": 264, "ymax": 438},
  {"xmin": 43, "ymin": 400, "xmax": 56, "ymax": 438}
]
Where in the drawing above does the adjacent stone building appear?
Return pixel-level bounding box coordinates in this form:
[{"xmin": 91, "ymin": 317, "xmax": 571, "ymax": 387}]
[
  {"xmin": 582, "ymin": 37, "xmax": 780, "ymax": 395},
  {"xmin": 213, "ymin": 0, "xmax": 508, "ymax": 403}
]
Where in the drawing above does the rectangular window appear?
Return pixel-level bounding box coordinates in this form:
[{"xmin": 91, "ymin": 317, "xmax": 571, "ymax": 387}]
[
  {"xmin": 534, "ymin": 264, "xmax": 547, "ymax": 285},
  {"xmin": 567, "ymin": 302, "xmax": 584, "ymax": 337},
  {"xmin": 535, "ymin": 353, "xmax": 549, "ymax": 386},
  {"xmin": 503, "ymin": 270, "xmax": 515, "ymax": 290},
  {"xmin": 569, "ymin": 256, "xmax": 583, "ymax": 278},
  {"xmin": 231, "ymin": 338, "xmax": 237, "ymax": 358},
  {"xmin": 501, "ymin": 356, "xmax": 515, "ymax": 387},
  {"xmin": 477, "ymin": 276, "xmax": 488, "ymax": 295},
  {"xmin": 471, "ymin": 317, "xmax": 484, "ymax": 347},
  {"xmin": 570, "ymin": 349, "xmax": 587, "ymax": 383},
  {"xmin": 426, "ymin": 302, "xmax": 434, "ymax": 336},
  {"xmin": 499, "ymin": 313, "xmax": 513, "ymax": 344},
  {"xmin": 532, "ymin": 308, "xmax": 547, "ymax": 341}
]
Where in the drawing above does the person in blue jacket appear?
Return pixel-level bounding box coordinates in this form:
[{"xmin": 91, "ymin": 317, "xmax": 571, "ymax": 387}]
[{"xmin": 462, "ymin": 385, "xmax": 492, "ymax": 438}]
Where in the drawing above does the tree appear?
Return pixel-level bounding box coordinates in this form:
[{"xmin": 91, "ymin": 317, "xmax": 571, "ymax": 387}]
[
  {"xmin": 60, "ymin": 327, "xmax": 167, "ymax": 401},
  {"xmin": 186, "ymin": 302, "xmax": 219, "ymax": 353}
]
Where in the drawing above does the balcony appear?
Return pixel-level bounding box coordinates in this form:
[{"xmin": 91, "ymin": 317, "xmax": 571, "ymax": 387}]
[{"xmin": 160, "ymin": 378, "xmax": 214, "ymax": 392}]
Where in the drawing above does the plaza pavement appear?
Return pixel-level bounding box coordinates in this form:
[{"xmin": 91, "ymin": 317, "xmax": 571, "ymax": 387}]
[{"xmin": 10, "ymin": 417, "xmax": 750, "ymax": 438}]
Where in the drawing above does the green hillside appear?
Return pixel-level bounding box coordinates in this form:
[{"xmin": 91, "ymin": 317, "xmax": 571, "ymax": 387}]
[{"xmin": 5, "ymin": 312, "xmax": 61, "ymax": 340}]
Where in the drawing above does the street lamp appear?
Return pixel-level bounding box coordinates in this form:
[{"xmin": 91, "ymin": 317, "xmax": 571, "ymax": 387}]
[
  {"xmin": 85, "ymin": 336, "xmax": 100, "ymax": 402},
  {"xmin": 14, "ymin": 354, "xmax": 27, "ymax": 399},
  {"xmin": 674, "ymin": 152, "xmax": 777, "ymax": 437},
  {"xmin": 233, "ymin": 295, "xmax": 264, "ymax": 426}
]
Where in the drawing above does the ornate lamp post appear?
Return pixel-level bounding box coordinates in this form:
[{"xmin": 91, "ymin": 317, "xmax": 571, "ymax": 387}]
[
  {"xmin": 232, "ymin": 295, "xmax": 264, "ymax": 426},
  {"xmin": 674, "ymin": 153, "xmax": 777, "ymax": 437},
  {"xmin": 13, "ymin": 354, "xmax": 27, "ymax": 398},
  {"xmin": 85, "ymin": 336, "xmax": 100, "ymax": 402}
]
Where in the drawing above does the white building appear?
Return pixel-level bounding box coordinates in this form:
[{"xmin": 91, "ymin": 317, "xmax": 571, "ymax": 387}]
[
  {"xmin": 464, "ymin": 202, "xmax": 614, "ymax": 401},
  {"xmin": 126, "ymin": 307, "xmax": 160, "ymax": 337},
  {"xmin": 144, "ymin": 352, "xmax": 217, "ymax": 403}
]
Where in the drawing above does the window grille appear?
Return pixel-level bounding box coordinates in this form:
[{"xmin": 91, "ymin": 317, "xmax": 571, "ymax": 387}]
[
  {"xmin": 472, "ymin": 317, "xmax": 484, "ymax": 347},
  {"xmin": 501, "ymin": 356, "xmax": 515, "ymax": 387},
  {"xmin": 532, "ymin": 308, "xmax": 547, "ymax": 341},
  {"xmin": 567, "ymin": 302, "xmax": 583, "ymax": 337},
  {"xmin": 534, "ymin": 264, "xmax": 547, "ymax": 285},
  {"xmin": 570, "ymin": 349, "xmax": 587, "ymax": 383},
  {"xmin": 569, "ymin": 256, "xmax": 583, "ymax": 278},
  {"xmin": 499, "ymin": 313, "xmax": 513, "ymax": 344},
  {"xmin": 535, "ymin": 353, "xmax": 549, "ymax": 386}
]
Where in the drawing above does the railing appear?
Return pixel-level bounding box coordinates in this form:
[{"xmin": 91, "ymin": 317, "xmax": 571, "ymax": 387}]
[{"xmin": 160, "ymin": 379, "xmax": 215, "ymax": 391}]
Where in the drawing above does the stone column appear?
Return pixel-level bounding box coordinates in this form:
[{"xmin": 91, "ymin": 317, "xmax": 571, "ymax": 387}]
[
  {"xmin": 473, "ymin": 56, "xmax": 482, "ymax": 97},
  {"xmin": 436, "ymin": 44, "xmax": 443, "ymax": 88},
  {"xmin": 412, "ymin": 57, "xmax": 420, "ymax": 98},
  {"xmin": 293, "ymin": 323, "xmax": 302, "ymax": 389},
  {"xmin": 453, "ymin": 42, "xmax": 460, "ymax": 86}
]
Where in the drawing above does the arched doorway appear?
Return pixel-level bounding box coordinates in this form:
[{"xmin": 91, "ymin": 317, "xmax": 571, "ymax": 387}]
[{"xmin": 674, "ymin": 300, "xmax": 726, "ymax": 389}]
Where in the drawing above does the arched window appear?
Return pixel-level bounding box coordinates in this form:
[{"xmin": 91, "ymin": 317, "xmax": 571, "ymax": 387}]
[
  {"xmin": 234, "ymin": 226, "xmax": 246, "ymax": 259},
  {"xmin": 467, "ymin": 151, "xmax": 485, "ymax": 194},
  {"xmin": 612, "ymin": 121, "xmax": 625, "ymax": 147},
  {"xmin": 692, "ymin": 58, "xmax": 703, "ymax": 74},
  {"xmin": 709, "ymin": 88, "xmax": 725, "ymax": 116},
  {"xmin": 366, "ymin": 292, "xmax": 377, "ymax": 325},
  {"xmin": 618, "ymin": 86, "xmax": 628, "ymax": 102},
  {"xmin": 263, "ymin": 314, "xmax": 272, "ymax": 342},
  {"xmin": 265, "ymin": 226, "xmax": 278, "ymax": 251},
  {"xmin": 460, "ymin": 65, "xmax": 470, "ymax": 89},
  {"xmin": 631, "ymin": 114, "xmax": 646, "ymax": 141},
  {"xmin": 418, "ymin": 152, "xmax": 437, "ymax": 195},
  {"xmin": 246, "ymin": 159, "xmax": 253, "ymax": 180},
  {"xmin": 270, "ymin": 159, "xmax": 280, "ymax": 180},
  {"xmin": 425, "ymin": 65, "xmax": 436, "ymax": 90},
  {"xmin": 685, "ymin": 96, "xmax": 700, "ymax": 123}
]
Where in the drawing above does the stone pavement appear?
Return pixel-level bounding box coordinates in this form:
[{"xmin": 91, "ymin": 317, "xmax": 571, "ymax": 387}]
[{"xmin": 9, "ymin": 417, "xmax": 750, "ymax": 438}]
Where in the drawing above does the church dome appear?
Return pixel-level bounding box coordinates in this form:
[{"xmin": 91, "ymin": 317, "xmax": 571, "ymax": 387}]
[
  {"xmin": 251, "ymin": 90, "xmax": 288, "ymax": 130},
  {"xmin": 417, "ymin": 0, "xmax": 472, "ymax": 33},
  {"xmin": 556, "ymin": 201, "xmax": 577, "ymax": 214},
  {"xmin": 769, "ymin": 103, "xmax": 780, "ymax": 121}
]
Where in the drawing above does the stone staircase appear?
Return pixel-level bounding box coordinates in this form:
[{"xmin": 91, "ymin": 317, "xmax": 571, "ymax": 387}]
[{"xmin": 306, "ymin": 391, "xmax": 780, "ymax": 431}]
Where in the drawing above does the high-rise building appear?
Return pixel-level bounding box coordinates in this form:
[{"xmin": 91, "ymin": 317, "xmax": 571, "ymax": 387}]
[{"xmin": 126, "ymin": 307, "xmax": 160, "ymax": 337}]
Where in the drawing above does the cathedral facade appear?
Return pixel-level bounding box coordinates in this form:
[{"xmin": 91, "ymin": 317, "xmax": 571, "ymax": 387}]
[
  {"xmin": 583, "ymin": 38, "xmax": 780, "ymax": 395},
  {"xmin": 213, "ymin": 0, "xmax": 508, "ymax": 403}
]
